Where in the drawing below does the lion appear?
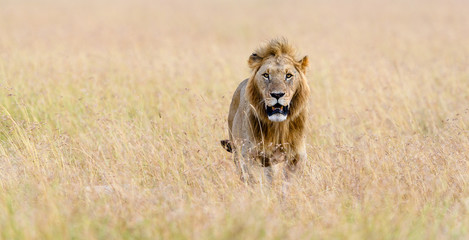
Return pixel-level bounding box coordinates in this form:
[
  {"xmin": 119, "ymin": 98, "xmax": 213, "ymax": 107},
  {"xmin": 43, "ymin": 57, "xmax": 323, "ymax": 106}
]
[{"xmin": 220, "ymin": 38, "xmax": 310, "ymax": 184}]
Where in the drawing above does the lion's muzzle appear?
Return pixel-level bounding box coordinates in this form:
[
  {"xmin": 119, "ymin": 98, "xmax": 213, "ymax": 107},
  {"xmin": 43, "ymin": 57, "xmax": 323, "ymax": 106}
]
[{"xmin": 266, "ymin": 103, "xmax": 289, "ymax": 122}]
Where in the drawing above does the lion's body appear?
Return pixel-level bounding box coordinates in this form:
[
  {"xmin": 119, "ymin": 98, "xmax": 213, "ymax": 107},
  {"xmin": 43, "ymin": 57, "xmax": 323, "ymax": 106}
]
[
  {"xmin": 227, "ymin": 79, "xmax": 307, "ymax": 167},
  {"xmin": 221, "ymin": 38, "xmax": 310, "ymax": 183}
]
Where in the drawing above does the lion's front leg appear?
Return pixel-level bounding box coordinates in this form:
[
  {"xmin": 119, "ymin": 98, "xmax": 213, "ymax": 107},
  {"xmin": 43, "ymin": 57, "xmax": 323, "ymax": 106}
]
[
  {"xmin": 282, "ymin": 151, "xmax": 306, "ymax": 196},
  {"xmin": 235, "ymin": 141, "xmax": 254, "ymax": 184},
  {"xmin": 240, "ymin": 144, "xmax": 254, "ymax": 184},
  {"xmin": 263, "ymin": 166, "xmax": 273, "ymax": 186}
]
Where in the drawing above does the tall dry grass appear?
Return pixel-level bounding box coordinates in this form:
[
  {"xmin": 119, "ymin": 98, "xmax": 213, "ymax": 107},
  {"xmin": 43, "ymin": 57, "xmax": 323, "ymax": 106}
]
[{"xmin": 0, "ymin": 0, "xmax": 468, "ymax": 239}]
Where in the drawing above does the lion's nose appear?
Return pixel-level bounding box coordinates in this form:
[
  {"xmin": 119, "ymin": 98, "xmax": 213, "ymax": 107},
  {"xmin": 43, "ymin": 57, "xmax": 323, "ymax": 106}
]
[{"xmin": 270, "ymin": 92, "xmax": 285, "ymax": 99}]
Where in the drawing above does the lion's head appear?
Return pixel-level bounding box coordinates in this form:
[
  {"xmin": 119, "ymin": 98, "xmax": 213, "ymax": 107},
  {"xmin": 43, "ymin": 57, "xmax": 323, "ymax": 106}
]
[{"xmin": 246, "ymin": 38, "xmax": 310, "ymax": 123}]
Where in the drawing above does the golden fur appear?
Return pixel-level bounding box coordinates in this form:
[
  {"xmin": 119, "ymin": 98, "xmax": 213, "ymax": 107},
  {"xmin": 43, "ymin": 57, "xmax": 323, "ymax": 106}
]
[{"xmin": 221, "ymin": 38, "xmax": 310, "ymax": 182}]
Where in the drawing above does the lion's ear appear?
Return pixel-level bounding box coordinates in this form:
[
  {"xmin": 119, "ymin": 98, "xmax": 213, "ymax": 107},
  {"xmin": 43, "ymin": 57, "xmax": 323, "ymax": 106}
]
[
  {"xmin": 248, "ymin": 53, "xmax": 263, "ymax": 69},
  {"xmin": 298, "ymin": 56, "xmax": 309, "ymax": 73}
]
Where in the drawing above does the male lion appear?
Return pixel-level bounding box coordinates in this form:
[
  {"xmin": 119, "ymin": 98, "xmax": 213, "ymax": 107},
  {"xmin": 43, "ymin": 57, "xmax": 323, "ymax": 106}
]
[{"xmin": 221, "ymin": 38, "xmax": 310, "ymax": 184}]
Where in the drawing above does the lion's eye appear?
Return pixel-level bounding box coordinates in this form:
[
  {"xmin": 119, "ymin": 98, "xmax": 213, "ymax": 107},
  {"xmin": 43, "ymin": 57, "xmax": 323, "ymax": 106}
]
[
  {"xmin": 286, "ymin": 73, "xmax": 293, "ymax": 79},
  {"xmin": 262, "ymin": 73, "xmax": 269, "ymax": 79}
]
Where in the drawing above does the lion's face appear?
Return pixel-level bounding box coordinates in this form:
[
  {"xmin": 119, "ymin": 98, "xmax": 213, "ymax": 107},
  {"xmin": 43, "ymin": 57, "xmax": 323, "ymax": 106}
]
[
  {"xmin": 254, "ymin": 56, "xmax": 305, "ymax": 122},
  {"xmin": 246, "ymin": 39, "xmax": 309, "ymax": 124}
]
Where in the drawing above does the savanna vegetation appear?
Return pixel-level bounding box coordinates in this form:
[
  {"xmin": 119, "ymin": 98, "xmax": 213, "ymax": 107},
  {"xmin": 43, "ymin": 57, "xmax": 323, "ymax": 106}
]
[{"xmin": 0, "ymin": 0, "xmax": 468, "ymax": 239}]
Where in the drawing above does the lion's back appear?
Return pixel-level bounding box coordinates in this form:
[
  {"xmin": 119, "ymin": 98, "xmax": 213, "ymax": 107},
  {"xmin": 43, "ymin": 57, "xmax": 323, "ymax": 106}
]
[{"xmin": 228, "ymin": 79, "xmax": 249, "ymax": 135}]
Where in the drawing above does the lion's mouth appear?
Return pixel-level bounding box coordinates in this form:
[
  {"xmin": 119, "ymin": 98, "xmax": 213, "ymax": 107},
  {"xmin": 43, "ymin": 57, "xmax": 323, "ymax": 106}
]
[{"xmin": 266, "ymin": 103, "xmax": 289, "ymax": 117}]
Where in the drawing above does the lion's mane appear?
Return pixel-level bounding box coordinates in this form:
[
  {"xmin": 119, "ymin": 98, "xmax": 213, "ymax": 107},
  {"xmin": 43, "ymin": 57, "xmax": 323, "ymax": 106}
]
[{"xmin": 245, "ymin": 39, "xmax": 310, "ymax": 152}]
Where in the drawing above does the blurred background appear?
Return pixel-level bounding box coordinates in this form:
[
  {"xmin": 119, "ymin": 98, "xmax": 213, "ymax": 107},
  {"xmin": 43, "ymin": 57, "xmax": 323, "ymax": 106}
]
[{"xmin": 1, "ymin": 0, "xmax": 468, "ymax": 127}]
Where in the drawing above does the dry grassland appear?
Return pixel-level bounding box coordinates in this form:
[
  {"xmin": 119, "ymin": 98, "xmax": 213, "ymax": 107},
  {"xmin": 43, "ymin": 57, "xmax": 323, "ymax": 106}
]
[{"xmin": 0, "ymin": 0, "xmax": 469, "ymax": 239}]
